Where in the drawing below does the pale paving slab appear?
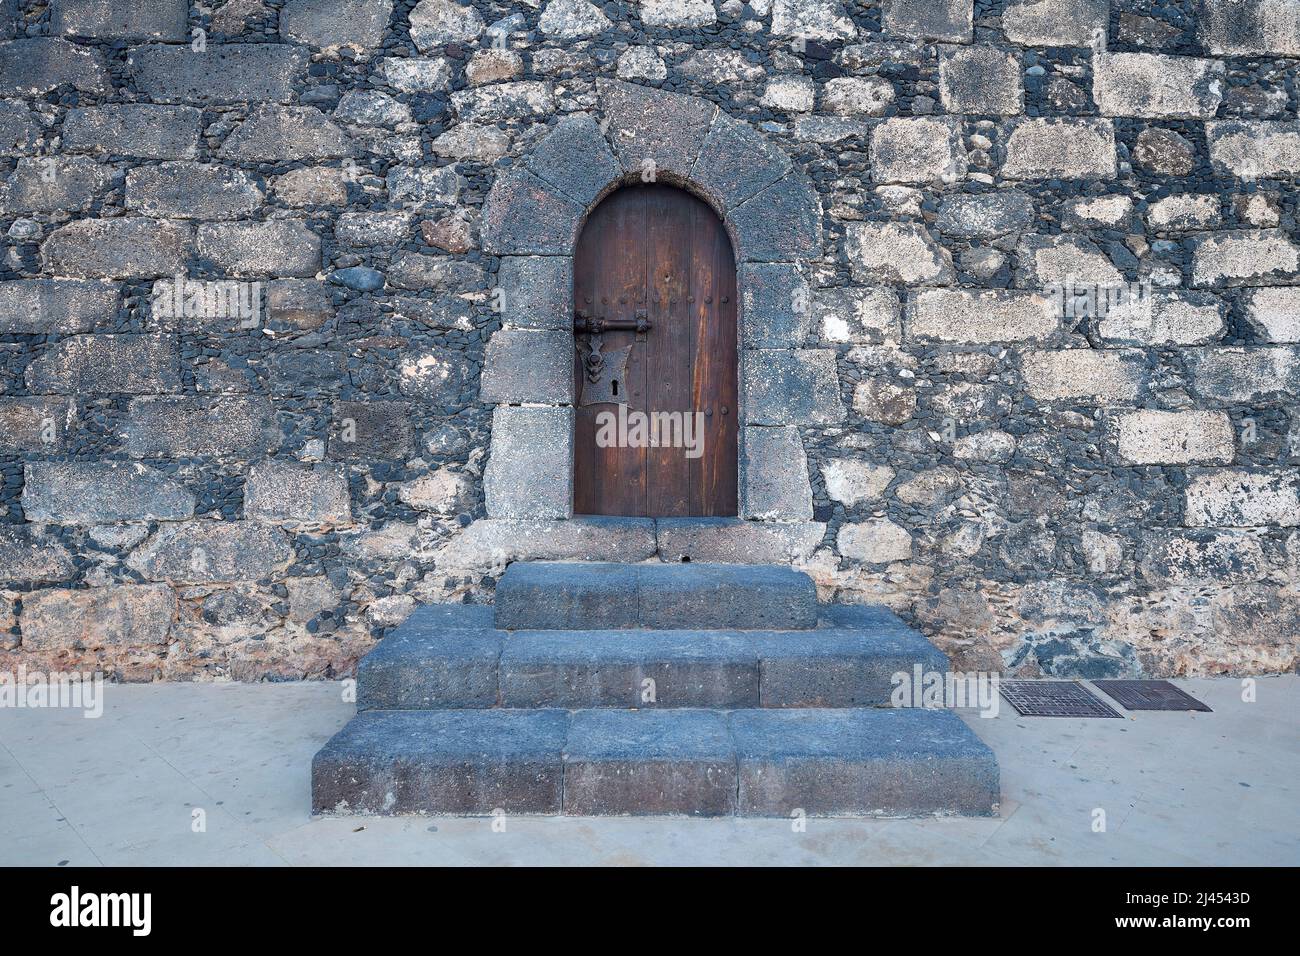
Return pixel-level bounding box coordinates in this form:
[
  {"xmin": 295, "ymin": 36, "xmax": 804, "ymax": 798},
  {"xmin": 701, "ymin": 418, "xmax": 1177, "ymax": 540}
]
[
  {"xmin": 0, "ymin": 678, "xmax": 1296, "ymax": 866},
  {"xmin": 0, "ymin": 740, "xmax": 101, "ymax": 865}
]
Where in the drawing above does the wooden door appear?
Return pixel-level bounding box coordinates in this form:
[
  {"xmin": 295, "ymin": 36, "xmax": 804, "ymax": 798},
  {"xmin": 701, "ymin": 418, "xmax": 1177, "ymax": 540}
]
[{"xmin": 573, "ymin": 185, "xmax": 738, "ymax": 517}]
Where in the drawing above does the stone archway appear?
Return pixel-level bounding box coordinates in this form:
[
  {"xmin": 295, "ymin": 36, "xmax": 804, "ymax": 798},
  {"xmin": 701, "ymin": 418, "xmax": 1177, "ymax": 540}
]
[{"xmin": 475, "ymin": 80, "xmax": 841, "ymax": 556}]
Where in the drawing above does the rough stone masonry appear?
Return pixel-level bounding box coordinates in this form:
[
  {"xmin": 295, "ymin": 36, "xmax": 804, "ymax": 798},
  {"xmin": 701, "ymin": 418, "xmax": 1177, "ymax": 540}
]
[{"xmin": 0, "ymin": 0, "xmax": 1297, "ymax": 682}]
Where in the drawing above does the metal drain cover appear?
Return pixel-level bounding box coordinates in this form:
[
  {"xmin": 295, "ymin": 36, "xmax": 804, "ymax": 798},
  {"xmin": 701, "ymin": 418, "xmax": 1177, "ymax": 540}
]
[
  {"xmin": 999, "ymin": 680, "xmax": 1123, "ymax": 718},
  {"xmin": 1093, "ymin": 680, "xmax": 1212, "ymax": 712}
]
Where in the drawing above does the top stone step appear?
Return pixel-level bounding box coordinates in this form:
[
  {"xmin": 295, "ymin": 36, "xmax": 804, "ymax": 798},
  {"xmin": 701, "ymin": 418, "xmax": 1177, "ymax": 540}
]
[{"xmin": 495, "ymin": 561, "xmax": 820, "ymax": 631}]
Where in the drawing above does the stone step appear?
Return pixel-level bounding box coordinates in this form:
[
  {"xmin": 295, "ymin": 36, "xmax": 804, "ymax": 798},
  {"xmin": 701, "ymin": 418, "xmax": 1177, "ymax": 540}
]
[
  {"xmin": 356, "ymin": 604, "xmax": 947, "ymax": 711},
  {"xmin": 493, "ymin": 561, "xmax": 820, "ymax": 630},
  {"xmin": 311, "ymin": 707, "xmax": 999, "ymax": 817}
]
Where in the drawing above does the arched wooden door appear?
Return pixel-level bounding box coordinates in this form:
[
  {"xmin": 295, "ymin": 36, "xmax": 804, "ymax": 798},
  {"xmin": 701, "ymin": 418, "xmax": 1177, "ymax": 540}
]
[{"xmin": 573, "ymin": 185, "xmax": 738, "ymax": 517}]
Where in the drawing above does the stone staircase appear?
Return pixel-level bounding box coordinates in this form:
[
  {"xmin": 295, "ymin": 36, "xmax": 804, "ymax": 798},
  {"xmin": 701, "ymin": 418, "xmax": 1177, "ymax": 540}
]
[{"xmin": 311, "ymin": 561, "xmax": 1000, "ymax": 817}]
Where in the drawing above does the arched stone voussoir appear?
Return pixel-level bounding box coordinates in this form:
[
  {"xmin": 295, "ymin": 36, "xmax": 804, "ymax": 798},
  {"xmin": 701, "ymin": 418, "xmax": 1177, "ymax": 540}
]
[
  {"xmin": 482, "ymin": 167, "xmax": 585, "ymax": 256},
  {"xmin": 730, "ymin": 173, "xmax": 824, "ymax": 263},
  {"xmin": 596, "ymin": 78, "xmax": 718, "ymax": 181},
  {"xmin": 691, "ymin": 111, "xmax": 794, "ymax": 212},
  {"xmin": 524, "ymin": 113, "xmax": 621, "ymax": 208}
]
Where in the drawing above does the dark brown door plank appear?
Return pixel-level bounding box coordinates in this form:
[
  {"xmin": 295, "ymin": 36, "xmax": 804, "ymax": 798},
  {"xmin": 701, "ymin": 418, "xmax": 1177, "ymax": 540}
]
[{"xmin": 573, "ymin": 184, "xmax": 736, "ymax": 517}]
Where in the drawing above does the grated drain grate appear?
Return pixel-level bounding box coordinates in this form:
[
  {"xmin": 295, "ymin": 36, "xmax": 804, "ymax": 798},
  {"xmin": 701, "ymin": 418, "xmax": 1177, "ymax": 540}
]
[
  {"xmin": 999, "ymin": 680, "xmax": 1123, "ymax": 718},
  {"xmin": 1092, "ymin": 680, "xmax": 1212, "ymax": 712}
]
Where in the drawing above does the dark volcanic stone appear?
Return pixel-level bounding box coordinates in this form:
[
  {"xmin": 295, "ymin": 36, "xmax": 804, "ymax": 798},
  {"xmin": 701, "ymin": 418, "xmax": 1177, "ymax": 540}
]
[{"xmin": 1133, "ymin": 127, "xmax": 1197, "ymax": 176}]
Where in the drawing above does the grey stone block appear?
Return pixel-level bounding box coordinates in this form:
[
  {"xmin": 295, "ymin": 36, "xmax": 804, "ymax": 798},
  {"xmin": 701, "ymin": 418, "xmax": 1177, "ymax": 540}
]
[
  {"xmin": 811, "ymin": 79, "xmax": 893, "ymax": 119},
  {"xmin": 914, "ymin": 290, "xmax": 1060, "ymax": 344},
  {"xmin": 42, "ymin": 218, "xmax": 192, "ymax": 279},
  {"xmin": 62, "ymin": 104, "xmax": 202, "ymax": 160},
  {"xmin": 387, "ymin": 255, "xmax": 482, "ymax": 292},
  {"xmin": 501, "ymin": 629, "xmax": 760, "ymax": 708},
  {"xmin": 400, "ymin": 603, "xmax": 496, "ymax": 633},
  {"xmin": 1014, "ymin": 234, "xmax": 1121, "ymax": 290},
  {"xmin": 496, "ymin": 256, "xmax": 572, "ymax": 331},
  {"xmin": 596, "ymin": 78, "xmax": 717, "ymax": 177},
  {"xmin": 438, "ymin": 516, "xmax": 658, "ymax": 570},
  {"xmin": 281, "ymin": 0, "xmax": 393, "ymax": 51},
  {"xmin": 23, "ymin": 461, "xmax": 194, "ymax": 525},
  {"xmin": 654, "ymin": 517, "xmax": 826, "ymax": 564},
  {"xmin": 884, "ymin": 0, "xmax": 973, "ymax": 42},
  {"xmin": 197, "ymin": 221, "xmax": 320, "ymax": 278},
  {"xmin": 1189, "ymin": 346, "xmax": 1300, "ymax": 404},
  {"xmin": 563, "ymin": 710, "xmax": 736, "ymax": 816},
  {"xmin": 1002, "ymin": 118, "xmax": 1117, "ymax": 181},
  {"xmin": 691, "ymin": 112, "xmax": 792, "ymax": 211},
  {"xmin": 525, "ymin": 114, "xmax": 620, "ymax": 207},
  {"xmin": 1094, "ymin": 52, "xmax": 1224, "ymax": 120},
  {"xmin": 870, "ymin": 117, "xmax": 967, "ymax": 186},
  {"xmin": 329, "ymin": 400, "xmax": 414, "ymax": 461},
  {"xmin": 267, "ymin": 279, "xmax": 334, "ymax": 329},
  {"xmin": 0, "ymin": 397, "xmax": 74, "ymax": 453},
  {"xmin": 939, "ymin": 44, "xmax": 1023, "ymax": 115},
  {"xmin": 815, "ymin": 287, "xmax": 901, "ymax": 344},
  {"xmin": 730, "ymin": 174, "xmax": 822, "ymax": 263},
  {"xmin": 497, "ymin": 560, "xmax": 820, "ymax": 630},
  {"xmin": 820, "ymin": 603, "xmax": 917, "ymax": 631},
  {"xmin": 219, "ymin": 106, "xmax": 354, "ymax": 162},
  {"xmin": 730, "ymin": 708, "xmax": 1000, "ymax": 817},
  {"xmin": 740, "ymin": 425, "xmax": 813, "ymax": 521},
  {"xmin": 312, "ymin": 709, "xmax": 568, "ymax": 814},
  {"xmin": 358, "ymin": 606, "xmax": 500, "ymax": 710},
  {"xmin": 1133, "ymin": 127, "xmax": 1196, "ymax": 176},
  {"xmin": 484, "ymin": 405, "xmax": 573, "ymax": 519},
  {"xmin": 493, "ymin": 619, "xmax": 947, "ymax": 709},
  {"xmin": 1200, "ymin": 0, "xmax": 1300, "ymax": 56},
  {"xmin": 495, "ymin": 561, "xmax": 640, "ymax": 630},
  {"xmin": 20, "ymin": 583, "xmax": 176, "ymax": 651},
  {"xmin": 387, "ymin": 164, "xmax": 462, "ymax": 207},
  {"xmin": 127, "ymin": 521, "xmax": 295, "ymax": 584},
  {"xmin": 638, "ymin": 562, "xmax": 819, "ymax": 629},
  {"xmin": 335, "ymin": 211, "xmax": 411, "ymax": 248},
  {"xmin": 51, "ymin": 0, "xmax": 188, "ymax": 40},
  {"xmin": 749, "ymin": 628, "xmax": 948, "ymax": 707},
  {"xmin": 26, "ymin": 334, "xmax": 180, "ymax": 395},
  {"xmin": 1191, "ymin": 230, "xmax": 1300, "ymax": 287},
  {"xmin": 409, "ymin": 0, "xmax": 485, "ymax": 50},
  {"xmin": 125, "ymin": 162, "xmax": 263, "ymax": 220},
  {"xmin": 937, "ymin": 192, "xmax": 1034, "ymax": 239},
  {"xmin": 0, "ymin": 526, "xmax": 74, "ymax": 584},
  {"xmin": 391, "ymin": 294, "xmax": 478, "ymax": 332},
  {"xmin": 0, "ymin": 156, "xmax": 112, "ymax": 214},
  {"xmin": 479, "ymin": 329, "xmax": 572, "ymax": 404},
  {"xmin": 743, "ymin": 349, "xmax": 845, "ymax": 425},
  {"xmin": 847, "ymin": 220, "xmax": 956, "ymax": 285},
  {"xmin": 481, "ymin": 168, "xmax": 584, "ymax": 255},
  {"xmin": 261, "ymin": 349, "xmax": 346, "ymax": 397},
  {"xmin": 0, "ymin": 38, "xmax": 109, "ymax": 95},
  {"xmin": 0, "ymin": 279, "xmax": 120, "ymax": 334},
  {"xmin": 739, "ymin": 263, "xmax": 811, "ymax": 347},
  {"xmin": 450, "ymin": 81, "xmax": 555, "ymax": 122},
  {"xmin": 1184, "ymin": 468, "xmax": 1300, "ymax": 528},
  {"xmin": 129, "ymin": 43, "xmax": 308, "ymax": 105},
  {"xmin": 0, "ymin": 99, "xmax": 39, "ymax": 156},
  {"xmin": 1003, "ymin": 0, "xmax": 1106, "ymax": 46},
  {"xmin": 245, "ymin": 460, "xmax": 351, "ymax": 527},
  {"xmin": 396, "ymin": 346, "xmax": 470, "ymax": 405},
  {"xmin": 123, "ymin": 396, "xmax": 281, "ymax": 457}
]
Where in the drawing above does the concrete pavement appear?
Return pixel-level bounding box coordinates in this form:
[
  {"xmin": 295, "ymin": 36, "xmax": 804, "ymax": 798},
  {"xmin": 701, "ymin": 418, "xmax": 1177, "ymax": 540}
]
[{"xmin": 1, "ymin": 676, "xmax": 1296, "ymax": 866}]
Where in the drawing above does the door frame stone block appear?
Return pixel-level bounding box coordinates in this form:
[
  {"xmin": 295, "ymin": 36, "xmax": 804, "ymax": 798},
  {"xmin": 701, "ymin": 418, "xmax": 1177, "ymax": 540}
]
[{"xmin": 479, "ymin": 80, "xmax": 835, "ymax": 534}]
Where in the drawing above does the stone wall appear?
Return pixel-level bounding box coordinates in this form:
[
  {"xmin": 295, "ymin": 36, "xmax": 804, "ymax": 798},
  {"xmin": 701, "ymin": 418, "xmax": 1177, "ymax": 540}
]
[{"xmin": 1, "ymin": 0, "xmax": 1297, "ymax": 681}]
